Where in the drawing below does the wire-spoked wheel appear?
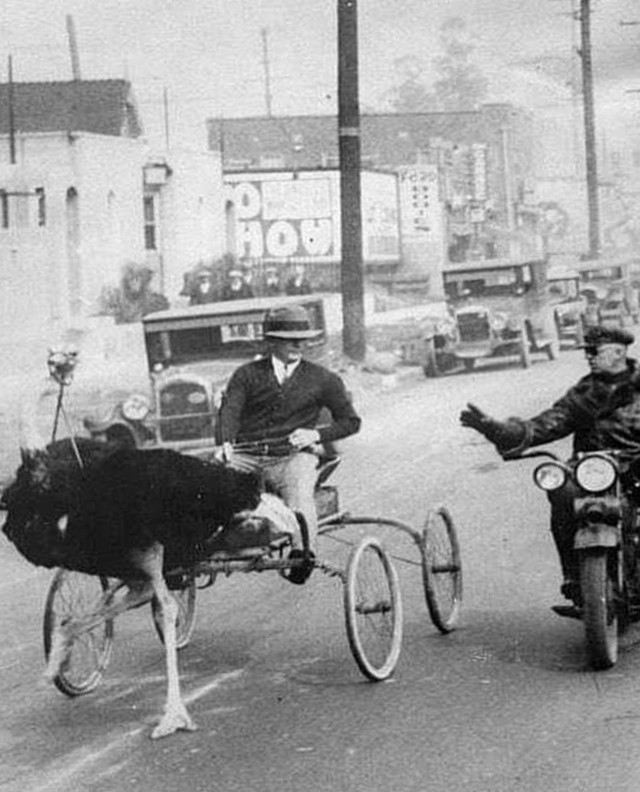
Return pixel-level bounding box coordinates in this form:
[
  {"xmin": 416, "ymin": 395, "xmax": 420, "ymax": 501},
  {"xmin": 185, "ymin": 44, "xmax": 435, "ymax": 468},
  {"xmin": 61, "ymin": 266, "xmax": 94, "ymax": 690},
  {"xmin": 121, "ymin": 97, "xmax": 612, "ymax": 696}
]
[
  {"xmin": 43, "ymin": 569, "xmax": 114, "ymax": 697},
  {"xmin": 151, "ymin": 576, "xmax": 198, "ymax": 649},
  {"xmin": 344, "ymin": 535, "xmax": 403, "ymax": 681},
  {"xmin": 422, "ymin": 507, "xmax": 462, "ymax": 633}
]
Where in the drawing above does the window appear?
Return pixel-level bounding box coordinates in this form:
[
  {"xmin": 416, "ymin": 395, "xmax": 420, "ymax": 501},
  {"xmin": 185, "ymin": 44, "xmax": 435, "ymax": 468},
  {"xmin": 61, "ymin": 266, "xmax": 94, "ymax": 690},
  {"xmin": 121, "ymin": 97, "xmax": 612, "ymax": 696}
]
[
  {"xmin": 143, "ymin": 195, "xmax": 157, "ymax": 250},
  {"xmin": 35, "ymin": 187, "xmax": 46, "ymax": 227},
  {"xmin": 0, "ymin": 190, "xmax": 8, "ymax": 229}
]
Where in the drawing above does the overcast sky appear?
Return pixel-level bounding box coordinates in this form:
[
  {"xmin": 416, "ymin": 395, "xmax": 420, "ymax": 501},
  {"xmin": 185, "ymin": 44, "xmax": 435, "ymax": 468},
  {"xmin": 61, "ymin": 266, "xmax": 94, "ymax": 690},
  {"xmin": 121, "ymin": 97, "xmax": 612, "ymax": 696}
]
[{"xmin": 1, "ymin": 0, "xmax": 638, "ymax": 150}]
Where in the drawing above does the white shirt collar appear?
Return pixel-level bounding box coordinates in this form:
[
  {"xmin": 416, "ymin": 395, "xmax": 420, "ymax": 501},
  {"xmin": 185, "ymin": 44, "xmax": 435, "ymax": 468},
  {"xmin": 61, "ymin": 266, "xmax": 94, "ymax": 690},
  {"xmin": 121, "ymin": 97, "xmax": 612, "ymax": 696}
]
[{"xmin": 271, "ymin": 355, "xmax": 300, "ymax": 384}]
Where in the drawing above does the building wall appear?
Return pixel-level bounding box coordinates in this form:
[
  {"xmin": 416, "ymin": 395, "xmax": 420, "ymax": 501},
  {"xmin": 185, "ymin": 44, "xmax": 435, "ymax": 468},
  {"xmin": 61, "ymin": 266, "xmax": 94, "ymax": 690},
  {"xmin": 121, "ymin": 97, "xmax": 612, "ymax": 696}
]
[
  {"xmin": 209, "ymin": 106, "xmax": 537, "ymax": 270},
  {"xmin": 146, "ymin": 148, "xmax": 225, "ymax": 302},
  {"xmin": 0, "ymin": 132, "xmax": 226, "ymax": 347}
]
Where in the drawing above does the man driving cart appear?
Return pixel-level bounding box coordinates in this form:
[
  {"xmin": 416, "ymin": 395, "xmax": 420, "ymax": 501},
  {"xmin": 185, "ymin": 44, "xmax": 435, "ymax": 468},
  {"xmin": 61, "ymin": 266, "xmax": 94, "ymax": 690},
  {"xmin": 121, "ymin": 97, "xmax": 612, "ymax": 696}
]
[
  {"xmin": 217, "ymin": 304, "xmax": 361, "ymax": 584},
  {"xmin": 460, "ymin": 324, "xmax": 640, "ymax": 617}
]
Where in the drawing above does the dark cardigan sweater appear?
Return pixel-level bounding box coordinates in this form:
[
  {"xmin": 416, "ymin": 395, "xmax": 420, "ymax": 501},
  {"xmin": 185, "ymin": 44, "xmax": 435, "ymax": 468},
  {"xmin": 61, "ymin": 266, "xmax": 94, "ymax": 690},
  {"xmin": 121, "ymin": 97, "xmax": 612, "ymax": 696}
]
[{"xmin": 217, "ymin": 357, "xmax": 361, "ymax": 445}]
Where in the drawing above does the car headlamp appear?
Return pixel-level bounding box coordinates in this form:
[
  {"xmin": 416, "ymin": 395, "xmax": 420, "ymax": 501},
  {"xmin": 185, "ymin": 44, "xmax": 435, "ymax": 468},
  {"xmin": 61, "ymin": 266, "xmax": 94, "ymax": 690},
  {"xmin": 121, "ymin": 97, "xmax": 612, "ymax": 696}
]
[
  {"xmin": 575, "ymin": 454, "xmax": 618, "ymax": 493},
  {"xmin": 122, "ymin": 393, "xmax": 150, "ymax": 421},
  {"xmin": 533, "ymin": 462, "xmax": 567, "ymax": 491},
  {"xmin": 491, "ymin": 312, "xmax": 507, "ymax": 331}
]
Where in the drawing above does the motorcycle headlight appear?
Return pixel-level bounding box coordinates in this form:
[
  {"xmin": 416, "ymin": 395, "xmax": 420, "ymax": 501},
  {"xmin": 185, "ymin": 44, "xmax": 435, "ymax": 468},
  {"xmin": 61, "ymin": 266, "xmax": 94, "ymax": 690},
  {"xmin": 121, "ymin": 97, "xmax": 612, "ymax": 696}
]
[
  {"xmin": 575, "ymin": 455, "xmax": 618, "ymax": 493},
  {"xmin": 122, "ymin": 393, "xmax": 150, "ymax": 421},
  {"xmin": 533, "ymin": 462, "xmax": 567, "ymax": 491}
]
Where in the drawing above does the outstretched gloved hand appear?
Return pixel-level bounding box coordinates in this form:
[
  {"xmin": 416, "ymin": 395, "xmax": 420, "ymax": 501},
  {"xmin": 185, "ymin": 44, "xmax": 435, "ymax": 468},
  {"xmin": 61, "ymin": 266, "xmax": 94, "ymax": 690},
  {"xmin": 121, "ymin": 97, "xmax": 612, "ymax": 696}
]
[{"xmin": 460, "ymin": 403, "xmax": 524, "ymax": 450}]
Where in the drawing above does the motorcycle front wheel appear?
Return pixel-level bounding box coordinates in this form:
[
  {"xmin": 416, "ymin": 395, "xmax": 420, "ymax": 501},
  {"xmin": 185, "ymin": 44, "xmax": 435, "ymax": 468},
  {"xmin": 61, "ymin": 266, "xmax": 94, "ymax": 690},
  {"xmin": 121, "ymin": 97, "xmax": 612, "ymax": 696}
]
[{"xmin": 580, "ymin": 550, "xmax": 618, "ymax": 670}]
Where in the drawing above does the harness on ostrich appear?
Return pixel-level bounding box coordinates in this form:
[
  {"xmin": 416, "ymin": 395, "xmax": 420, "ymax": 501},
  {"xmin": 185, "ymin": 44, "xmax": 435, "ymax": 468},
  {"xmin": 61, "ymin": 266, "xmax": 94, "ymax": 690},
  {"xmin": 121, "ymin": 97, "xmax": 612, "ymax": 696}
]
[{"xmin": 47, "ymin": 348, "xmax": 84, "ymax": 469}]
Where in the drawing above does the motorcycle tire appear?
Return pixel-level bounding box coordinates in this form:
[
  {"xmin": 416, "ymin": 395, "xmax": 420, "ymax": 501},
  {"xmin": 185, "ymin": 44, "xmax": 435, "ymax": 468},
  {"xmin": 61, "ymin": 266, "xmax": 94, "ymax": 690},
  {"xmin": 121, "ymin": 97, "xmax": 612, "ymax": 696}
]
[{"xmin": 580, "ymin": 550, "xmax": 618, "ymax": 670}]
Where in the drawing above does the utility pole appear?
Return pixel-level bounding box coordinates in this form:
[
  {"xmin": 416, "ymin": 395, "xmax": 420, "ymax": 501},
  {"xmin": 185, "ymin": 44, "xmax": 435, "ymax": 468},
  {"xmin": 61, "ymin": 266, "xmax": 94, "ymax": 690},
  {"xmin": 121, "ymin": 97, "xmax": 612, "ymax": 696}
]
[
  {"xmin": 163, "ymin": 86, "xmax": 170, "ymax": 148},
  {"xmin": 260, "ymin": 27, "xmax": 273, "ymax": 117},
  {"xmin": 337, "ymin": 0, "xmax": 365, "ymax": 361},
  {"xmin": 65, "ymin": 15, "xmax": 82, "ymax": 79},
  {"xmin": 578, "ymin": 0, "xmax": 600, "ymax": 258}
]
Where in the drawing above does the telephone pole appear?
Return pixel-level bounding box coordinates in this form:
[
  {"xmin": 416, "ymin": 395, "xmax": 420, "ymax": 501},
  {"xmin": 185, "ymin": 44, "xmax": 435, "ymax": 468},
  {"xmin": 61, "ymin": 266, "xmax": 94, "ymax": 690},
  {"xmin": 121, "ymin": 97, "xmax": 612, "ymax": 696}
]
[
  {"xmin": 578, "ymin": 0, "xmax": 601, "ymax": 258},
  {"xmin": 65, "ymin": 15, "xmax": 82, "ymax": 79},
  {"xmin": 260, "ymin": 27, "xmax": 273, "ymax": 117},
  {"xmin": 337, "ymin": 0, "xmax": 365, "ymax": 361}
]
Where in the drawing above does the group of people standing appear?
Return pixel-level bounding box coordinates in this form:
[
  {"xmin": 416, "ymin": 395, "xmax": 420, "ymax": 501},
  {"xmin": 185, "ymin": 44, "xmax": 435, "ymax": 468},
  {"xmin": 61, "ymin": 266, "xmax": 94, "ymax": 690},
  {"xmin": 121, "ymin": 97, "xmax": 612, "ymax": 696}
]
[
  {"xmin": 100, "ymin": 260, "xmax": 315, "ymax": 322},
  {"xmin": 188, "ymin": 262, "xmax": 314, "ymax": 306}
]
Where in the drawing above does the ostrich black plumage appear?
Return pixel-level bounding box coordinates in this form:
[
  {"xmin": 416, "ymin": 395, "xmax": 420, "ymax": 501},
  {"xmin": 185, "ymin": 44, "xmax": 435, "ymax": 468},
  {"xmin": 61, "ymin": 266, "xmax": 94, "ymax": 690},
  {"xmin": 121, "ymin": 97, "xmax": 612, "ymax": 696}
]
[{"xmin": 1, "ymin": 437, "xmax": 265, "ymax": 738}]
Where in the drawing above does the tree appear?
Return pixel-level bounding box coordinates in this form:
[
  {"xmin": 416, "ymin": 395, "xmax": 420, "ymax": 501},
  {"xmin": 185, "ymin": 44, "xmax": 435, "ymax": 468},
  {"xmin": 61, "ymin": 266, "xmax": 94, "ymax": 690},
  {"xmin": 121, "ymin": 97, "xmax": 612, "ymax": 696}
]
[
  {"xmin": 433, "ymin": 18, "xmax": 488, "ymax": 111},
  {"xmin": 385, "ymin": 19, "xmax": 488, "ymax": 113},
  {"xmin": 386, "ymin": 55, "xmax": 438, "ymax": 113}
]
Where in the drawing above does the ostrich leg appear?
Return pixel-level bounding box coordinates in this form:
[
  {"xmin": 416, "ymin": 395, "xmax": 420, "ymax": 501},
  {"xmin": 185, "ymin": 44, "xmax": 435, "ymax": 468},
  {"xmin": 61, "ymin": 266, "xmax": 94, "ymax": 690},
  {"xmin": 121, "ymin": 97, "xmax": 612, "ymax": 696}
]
[{"xmin": 141, "ymin": 544, "xmax": 197, "ymax": 739}]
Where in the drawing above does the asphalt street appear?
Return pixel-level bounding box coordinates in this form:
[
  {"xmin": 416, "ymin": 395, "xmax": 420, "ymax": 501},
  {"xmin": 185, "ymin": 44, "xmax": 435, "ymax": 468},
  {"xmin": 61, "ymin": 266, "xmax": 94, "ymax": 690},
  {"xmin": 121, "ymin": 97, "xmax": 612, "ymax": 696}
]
[{"xmin": 3, "ymin": 345, "xmax": 640, "ymax": 792}]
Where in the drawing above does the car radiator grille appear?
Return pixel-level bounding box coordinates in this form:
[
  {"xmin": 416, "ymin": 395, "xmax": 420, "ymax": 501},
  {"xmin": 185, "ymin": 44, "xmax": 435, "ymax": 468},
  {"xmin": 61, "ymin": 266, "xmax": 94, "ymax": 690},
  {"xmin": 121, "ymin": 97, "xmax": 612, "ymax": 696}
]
[
  {"xmin": 158, "ymin": 382, "xmax": 214, "ymax": 442},
  {"xmin": 457, "ymin": 314, "xmax": 491, "ymax": 342}
]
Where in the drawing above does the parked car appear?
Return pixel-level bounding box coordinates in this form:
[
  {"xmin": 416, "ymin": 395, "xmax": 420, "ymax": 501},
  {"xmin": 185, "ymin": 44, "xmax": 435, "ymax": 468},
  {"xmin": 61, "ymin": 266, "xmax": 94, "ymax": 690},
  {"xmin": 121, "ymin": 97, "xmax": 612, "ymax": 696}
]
[
  {"xmin": 418, "ymin": 258, "xmax": 560, "ymax": 376},
  {"xmin": 547, "ymin": 264, "xmax": 587, "ymax": 347},
  {"xmin": 84, "ymin": 295, "xmax": 328, "ymax": 454},
  {"xmin": 578, "ymin": 260, "xmax": 640, "ymax": 328}
]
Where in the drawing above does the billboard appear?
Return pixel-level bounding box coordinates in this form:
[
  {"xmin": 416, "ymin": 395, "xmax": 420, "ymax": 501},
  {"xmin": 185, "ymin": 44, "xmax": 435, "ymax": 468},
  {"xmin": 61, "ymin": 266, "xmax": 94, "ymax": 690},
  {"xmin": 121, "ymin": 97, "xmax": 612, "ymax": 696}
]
[{"xmin": 225, "ymin": 170, "xmax": 399, "ymax": 264}]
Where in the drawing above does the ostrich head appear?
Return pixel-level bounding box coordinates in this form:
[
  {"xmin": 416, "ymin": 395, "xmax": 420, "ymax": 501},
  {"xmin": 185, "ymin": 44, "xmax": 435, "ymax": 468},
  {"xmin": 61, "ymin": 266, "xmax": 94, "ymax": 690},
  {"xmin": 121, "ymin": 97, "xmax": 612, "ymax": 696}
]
[{"xmin": 1, "ymin": 447, "xmax": 69, "ymax": 568}]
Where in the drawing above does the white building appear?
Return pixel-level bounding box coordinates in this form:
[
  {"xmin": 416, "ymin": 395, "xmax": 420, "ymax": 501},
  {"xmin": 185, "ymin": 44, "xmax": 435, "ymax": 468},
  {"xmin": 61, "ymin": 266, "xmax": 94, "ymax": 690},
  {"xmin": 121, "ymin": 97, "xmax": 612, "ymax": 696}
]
[{"xmin": 0, "ymin": 79, "xmax": 225, "ymax": 351}]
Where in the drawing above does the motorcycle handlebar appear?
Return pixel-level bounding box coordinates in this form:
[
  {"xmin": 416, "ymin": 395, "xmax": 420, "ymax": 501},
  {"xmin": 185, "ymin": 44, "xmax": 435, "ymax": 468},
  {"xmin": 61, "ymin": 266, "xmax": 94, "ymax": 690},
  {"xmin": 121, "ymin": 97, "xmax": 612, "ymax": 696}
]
[{"xmin": 504, "ymin": 449, "xmax": 560, "ymax": 462}]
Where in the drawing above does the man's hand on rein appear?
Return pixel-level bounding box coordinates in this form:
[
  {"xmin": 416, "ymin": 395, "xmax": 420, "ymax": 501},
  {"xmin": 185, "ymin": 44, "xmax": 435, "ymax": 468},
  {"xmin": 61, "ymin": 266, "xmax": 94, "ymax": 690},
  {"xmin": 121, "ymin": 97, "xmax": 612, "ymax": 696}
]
[{"xmin": 288, "ymin": 428, "xmax": 321, "ymax": 449}]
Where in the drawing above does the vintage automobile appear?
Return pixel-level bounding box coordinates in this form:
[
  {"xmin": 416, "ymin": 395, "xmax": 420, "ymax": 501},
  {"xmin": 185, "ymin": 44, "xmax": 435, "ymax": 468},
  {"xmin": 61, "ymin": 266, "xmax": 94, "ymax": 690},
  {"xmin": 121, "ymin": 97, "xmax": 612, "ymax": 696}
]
[
  {"xmin": 420, "ymin": 257, "xmax": 560, "ymax": 376},
  {"xmin": 547, "ymin": 264, "xmax": 587, "ymax": 347},
  {"xmin": 578, "ymin": 260, "xmax": 640, "ymax": 329},
  {"xmin": 84, "ymin": 295, "xmax": 328, "ymax": 454}
]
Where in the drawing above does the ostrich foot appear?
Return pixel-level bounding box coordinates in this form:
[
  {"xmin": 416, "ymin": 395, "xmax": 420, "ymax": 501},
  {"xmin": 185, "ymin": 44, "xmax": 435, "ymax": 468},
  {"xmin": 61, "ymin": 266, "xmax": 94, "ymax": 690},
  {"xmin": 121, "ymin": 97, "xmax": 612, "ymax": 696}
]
[{"xmin": 151, "ymin": 703, "xmax": 197, "ymax": 739}]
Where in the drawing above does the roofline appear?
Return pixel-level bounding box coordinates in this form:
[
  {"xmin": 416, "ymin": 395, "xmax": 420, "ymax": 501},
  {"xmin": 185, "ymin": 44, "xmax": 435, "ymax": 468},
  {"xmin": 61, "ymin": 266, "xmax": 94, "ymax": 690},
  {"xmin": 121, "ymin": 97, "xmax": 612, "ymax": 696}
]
[
  {"xmin": 207, "ymin": 105, "xmax": 525, "ymax": 125},
  {"xmin": 0, "ymin": 78, "xmax": 131, "ymax": 88},
  {"xmin": 142, "ymin": 294, "xmax": 325, "ymax": 325},
  {"xmin": 223, "ymin": 165, "xmax": 399, "ymax": 177},
  {"xmin": 444, "ymin": 257, "xmax": 546, "ymax": 273},
  {"xmin": 0, "ymin": 129, "xmax": 143, "ymax": 143}
]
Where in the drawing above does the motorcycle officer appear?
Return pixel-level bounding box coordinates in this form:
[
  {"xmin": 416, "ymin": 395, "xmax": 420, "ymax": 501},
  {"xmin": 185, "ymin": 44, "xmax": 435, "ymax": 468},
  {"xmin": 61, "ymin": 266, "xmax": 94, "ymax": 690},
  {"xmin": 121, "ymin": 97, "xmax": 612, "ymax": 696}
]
[{"xmin": 460, "ymin": 324, "xmax": 640, "ymax": 617}]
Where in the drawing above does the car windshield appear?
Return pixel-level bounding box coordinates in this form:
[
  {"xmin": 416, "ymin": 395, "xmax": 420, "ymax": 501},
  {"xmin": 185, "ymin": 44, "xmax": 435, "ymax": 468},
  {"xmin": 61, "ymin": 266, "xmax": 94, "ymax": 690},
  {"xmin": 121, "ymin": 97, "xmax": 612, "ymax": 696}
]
[
  {"xmin": 581, "ymin": 266, "xmax": 623, "ymax": 282},
  {"xmin": 444, "ymin": 265, "xmax": 533, "ymax": 300},
  {"xmin": 549, "ymin": 278, "xmax": 580, "ymax": 299}
]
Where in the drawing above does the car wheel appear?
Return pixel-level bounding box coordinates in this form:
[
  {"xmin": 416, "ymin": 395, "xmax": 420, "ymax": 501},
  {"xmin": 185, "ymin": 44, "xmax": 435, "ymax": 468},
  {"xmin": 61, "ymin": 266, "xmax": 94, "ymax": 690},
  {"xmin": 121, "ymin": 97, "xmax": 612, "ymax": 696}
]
[
  {"xmin": 546, "ymin": 338, "xmax": 560, "ymax": 360},
  {"xmin": 422, "ymin": 339, "xmax": 441, "ymax": 378}
]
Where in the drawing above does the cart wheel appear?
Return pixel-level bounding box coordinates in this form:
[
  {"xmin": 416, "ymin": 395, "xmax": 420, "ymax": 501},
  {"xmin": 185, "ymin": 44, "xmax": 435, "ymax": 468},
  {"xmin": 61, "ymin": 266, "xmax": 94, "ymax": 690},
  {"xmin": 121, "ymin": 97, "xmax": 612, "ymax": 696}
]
[
  {"xmin": 422, "ymin": 507, "xmax": 462, "ymax": 633},
  {"xmin": 344, "ymin": 536, "xmax": 403, "ymax": 681},
  {"xmin": 151, "ymin": 577, "xmax": 197, "ymax": 649},
  {"xmin": 43, "ymin": 569, "xmax": 114, "ymax": 697}
]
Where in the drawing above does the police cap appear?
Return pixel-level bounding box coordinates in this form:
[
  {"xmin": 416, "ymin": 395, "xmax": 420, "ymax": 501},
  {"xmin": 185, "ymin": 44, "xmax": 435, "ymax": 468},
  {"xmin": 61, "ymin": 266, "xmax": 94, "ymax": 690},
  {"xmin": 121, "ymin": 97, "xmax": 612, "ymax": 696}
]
[{"xmin": 582, "ymin": 325, "xmax": 635, "ymax": 348}]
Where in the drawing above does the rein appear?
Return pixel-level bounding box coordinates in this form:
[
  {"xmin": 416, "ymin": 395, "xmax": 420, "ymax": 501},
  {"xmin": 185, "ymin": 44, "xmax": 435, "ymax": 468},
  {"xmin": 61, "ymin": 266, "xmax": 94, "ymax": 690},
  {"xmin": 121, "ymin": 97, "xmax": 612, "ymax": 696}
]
[{"xmin": 48, "ymin": 349, "xmax": 85, "ymax": 469}]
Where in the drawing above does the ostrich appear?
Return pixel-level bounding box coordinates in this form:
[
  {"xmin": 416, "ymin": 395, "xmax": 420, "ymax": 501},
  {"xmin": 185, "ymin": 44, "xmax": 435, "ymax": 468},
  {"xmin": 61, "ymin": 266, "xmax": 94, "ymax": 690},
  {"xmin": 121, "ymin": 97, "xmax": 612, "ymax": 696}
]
[{"xmin": 1, "ymin": 436, "xmax": 285, "ymax": 738}]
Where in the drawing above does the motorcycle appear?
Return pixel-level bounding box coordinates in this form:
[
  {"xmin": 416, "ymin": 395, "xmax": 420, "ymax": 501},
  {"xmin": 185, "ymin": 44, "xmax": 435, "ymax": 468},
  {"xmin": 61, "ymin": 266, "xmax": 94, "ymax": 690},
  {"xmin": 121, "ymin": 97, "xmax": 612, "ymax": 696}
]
[{"xmin": 517, "ymin": 448, "xmax": 640, "ymax": 669}]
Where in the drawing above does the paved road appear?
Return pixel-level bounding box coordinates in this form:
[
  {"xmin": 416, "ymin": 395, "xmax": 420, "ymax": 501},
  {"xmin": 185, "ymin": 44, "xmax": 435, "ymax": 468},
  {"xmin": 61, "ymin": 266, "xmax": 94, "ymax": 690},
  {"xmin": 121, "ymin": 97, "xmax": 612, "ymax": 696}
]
[{"xmin": 2, "ymin": 347, "xmax": 640, "ymax": 792}]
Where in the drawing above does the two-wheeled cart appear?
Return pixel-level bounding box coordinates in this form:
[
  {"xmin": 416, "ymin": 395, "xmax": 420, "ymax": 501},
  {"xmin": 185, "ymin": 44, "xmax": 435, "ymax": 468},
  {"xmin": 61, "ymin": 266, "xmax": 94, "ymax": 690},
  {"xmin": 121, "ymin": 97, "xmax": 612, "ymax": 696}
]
[
  {"xmin": 35, "ymin": 349, "xmax": 463, "ymax": 700},
  {"xmin": 43, "ymin": 457, "xmax": 462, "ymax": 694}
]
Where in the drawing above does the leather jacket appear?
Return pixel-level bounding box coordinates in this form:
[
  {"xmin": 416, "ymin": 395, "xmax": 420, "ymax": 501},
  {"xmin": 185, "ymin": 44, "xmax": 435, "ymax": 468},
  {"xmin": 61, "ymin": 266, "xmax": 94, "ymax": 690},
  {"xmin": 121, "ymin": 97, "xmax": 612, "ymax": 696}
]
[{"xmin": 502, "ymin": 359, "xmax": 640, "ymax": 459}]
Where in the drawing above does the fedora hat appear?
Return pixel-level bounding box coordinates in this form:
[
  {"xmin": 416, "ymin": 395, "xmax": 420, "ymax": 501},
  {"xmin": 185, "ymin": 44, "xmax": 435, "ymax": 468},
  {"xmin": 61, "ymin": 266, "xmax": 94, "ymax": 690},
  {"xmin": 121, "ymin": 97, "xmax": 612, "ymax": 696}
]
[{"xmin": 263, "ymin": 305, "xmax": 321, "ymax": 340}]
